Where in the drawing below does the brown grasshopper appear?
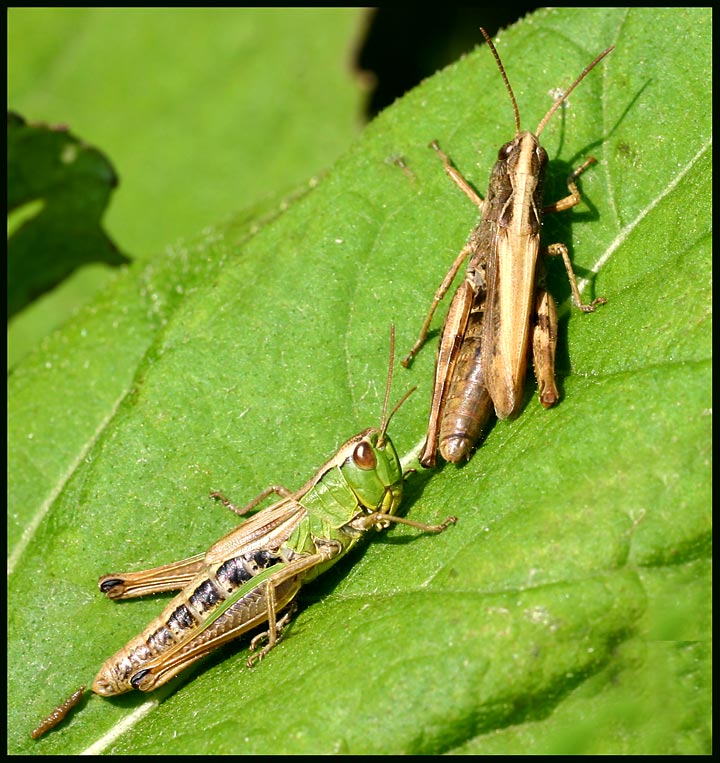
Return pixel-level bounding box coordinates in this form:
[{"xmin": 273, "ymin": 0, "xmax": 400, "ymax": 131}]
[{"xmin": 403, "ymin": 28, "xmax": 613, "ymax": 467}]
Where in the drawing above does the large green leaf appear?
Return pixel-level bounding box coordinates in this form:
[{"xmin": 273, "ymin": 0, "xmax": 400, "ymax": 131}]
[
  {"xmin": 8, "ymin": 7, "xmax": 710, "ymax": 755},
  {"xmin": 7, "ymin": 7, "xmax": 366, "ymax": 258}
]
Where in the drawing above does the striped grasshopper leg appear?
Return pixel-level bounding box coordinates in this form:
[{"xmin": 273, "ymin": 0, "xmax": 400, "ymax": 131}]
[{"xmin": 99, "ymin": 553, "xmax": 207, "ymax": 599}]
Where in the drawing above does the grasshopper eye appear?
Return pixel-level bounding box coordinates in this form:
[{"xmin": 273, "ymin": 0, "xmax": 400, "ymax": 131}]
[
  {"xmin": 353, "ymin": 441, "xmax": 377, "ymax": 471},
  {"xmin": 499, "ymin": 141, "xmax": 514, "ymax": 160}
]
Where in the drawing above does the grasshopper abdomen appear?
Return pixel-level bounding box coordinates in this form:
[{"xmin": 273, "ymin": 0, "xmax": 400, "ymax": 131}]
[{"xmin": 93, "ymin": 547, "xmax": 285, "ymax": 695}]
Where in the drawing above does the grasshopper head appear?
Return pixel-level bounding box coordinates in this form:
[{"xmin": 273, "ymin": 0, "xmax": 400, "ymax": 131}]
[{"xmin": 340, "ymin": 428, "xmax": 403, "ymax": 517}]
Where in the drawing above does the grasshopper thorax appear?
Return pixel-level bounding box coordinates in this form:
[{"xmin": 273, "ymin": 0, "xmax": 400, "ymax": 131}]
[
  {"xmin": 492, "ymin": 132, "xmax": 549, "ymax": 235},
  {"xmin": 499, "ymin": 132, "xmax": 549, "ymax": 181}
]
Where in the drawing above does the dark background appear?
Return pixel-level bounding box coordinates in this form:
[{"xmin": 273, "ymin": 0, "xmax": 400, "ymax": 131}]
[{"xmin": 357, "ymin": 6, "xmax": 540, "ymax": 118}]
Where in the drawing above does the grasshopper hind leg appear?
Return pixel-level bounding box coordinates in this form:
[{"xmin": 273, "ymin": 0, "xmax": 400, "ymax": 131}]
[
  {"xmin": 124, "ymin": 549, "xmax": 340, "ymax": 693},
  {"xmin": 98, "ymin": 553, "xmax": 207, "ymax": 600}
]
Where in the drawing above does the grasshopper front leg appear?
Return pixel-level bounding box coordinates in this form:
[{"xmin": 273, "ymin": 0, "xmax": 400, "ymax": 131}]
[{"xmin": 544, "ymin": 159, "xmax": 607, "ymax": 313}]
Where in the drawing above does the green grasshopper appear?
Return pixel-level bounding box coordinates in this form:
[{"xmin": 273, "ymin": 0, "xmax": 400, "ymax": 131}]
[{"xmin": 31, "ymin": 327, "xmax": 456, "ymax": 737}]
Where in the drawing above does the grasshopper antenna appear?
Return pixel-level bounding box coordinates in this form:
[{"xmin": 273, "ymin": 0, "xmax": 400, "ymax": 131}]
[
  {"xmin": 378, "ymin": 324, "xmax": 416, "ymax": 447},
  {"xmin": 535, "ymin": 44, "xmax": 614, "ymax": 137},
  {"xmin": 479, "ymin": 28, "xmax": 613, "ymax": 140},
  {"xmin": 480, "ymin": 27, "xmax": 521, "ymax": 135}
]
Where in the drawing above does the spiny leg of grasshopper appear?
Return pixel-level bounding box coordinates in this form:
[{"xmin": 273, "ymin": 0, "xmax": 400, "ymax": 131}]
[
  {"xmin": 210, "ymin": 484, "xmax": 294, "ymax": 516},
  {"xmin": 528, "ymin": 161, "xmax": 606, "ymax": 407},
  {"xmin": 543, "ymin": 158, "xmax": 607, "ymax": 313},
  {"xmin": 532, "ymin": 262, "xmax": 560, "ymax": 408},
  {"xmin": 402, "ymin": 141, "xmax": 484, "ymax": 369},
  {"xmin": 247, "ymin": 602, "xmax": 297, "ymax": 664},
  {"xmin": 99, "ymin": 554, "xmax": 208, "ymax": 599},
  {"xmin": 402, "ymin": 241, "xmax": 476, "ymax": 368}
]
